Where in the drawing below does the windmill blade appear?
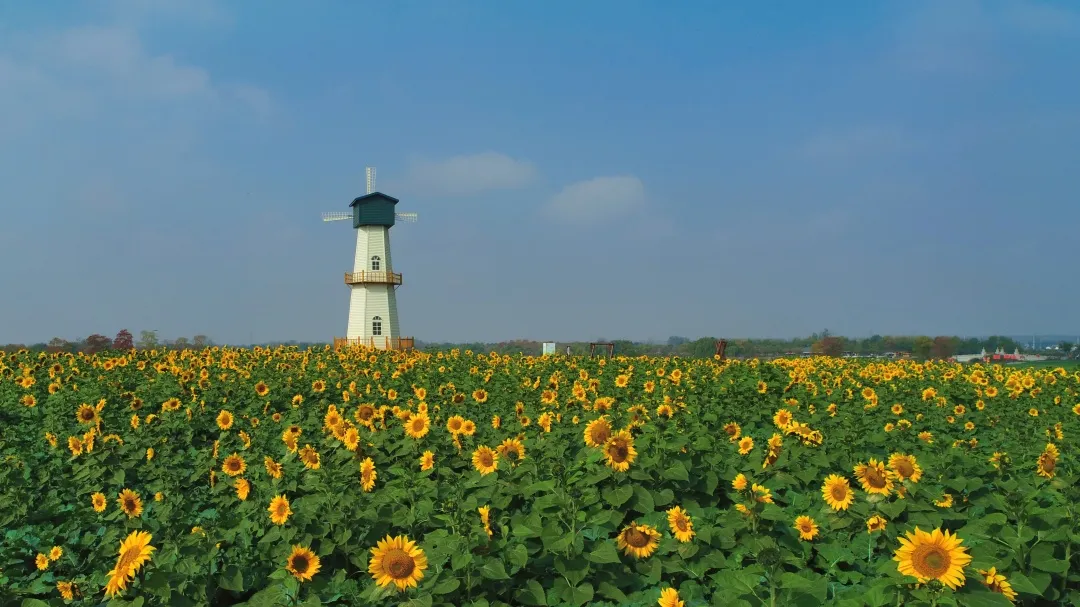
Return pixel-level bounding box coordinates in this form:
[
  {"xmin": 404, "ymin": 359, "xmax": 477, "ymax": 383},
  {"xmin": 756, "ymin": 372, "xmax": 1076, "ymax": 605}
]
[
  {"xmin": 396, "ymin": 212, "xmax": 418, "ymax": 222},
  {"xmin": 321, "ymin": 212, "xmax": 352, "ymax": 222}
]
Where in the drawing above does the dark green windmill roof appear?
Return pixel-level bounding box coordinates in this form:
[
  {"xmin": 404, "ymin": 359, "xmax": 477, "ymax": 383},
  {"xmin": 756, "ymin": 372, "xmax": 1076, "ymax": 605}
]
[{"xmin": 349, "ymin": 192, "xmax": 399, "ymax": 207}]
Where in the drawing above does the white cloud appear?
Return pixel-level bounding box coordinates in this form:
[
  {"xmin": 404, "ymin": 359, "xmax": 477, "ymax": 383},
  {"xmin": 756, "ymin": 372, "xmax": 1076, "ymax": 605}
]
[
  {"xmin": 798, "ymin": 126, "xmax": 917, "ymax": 165},
  {"xmin": 545, "ymin": 175, "xmax": 646, "ymax": 224},
  {"xmin": 0, "ymin": 20, "xmax": 272, "ymax": 130},
  {"xmin": 398, "ymin": 152, "xmax": 537, "ymax": 197}
]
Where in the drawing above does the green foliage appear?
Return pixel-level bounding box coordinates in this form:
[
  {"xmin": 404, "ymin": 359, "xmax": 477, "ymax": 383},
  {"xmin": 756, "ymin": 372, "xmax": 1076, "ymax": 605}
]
[{"xmin": 0, "ymin": 349, "xmax": 1077, "ymax": 605}]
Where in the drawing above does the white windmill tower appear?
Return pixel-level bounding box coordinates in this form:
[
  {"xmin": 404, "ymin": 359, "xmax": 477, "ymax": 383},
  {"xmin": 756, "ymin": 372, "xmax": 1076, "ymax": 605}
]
[{"xmin": 322, "ymin": 167, "xmax": 418, "ymax": 349}]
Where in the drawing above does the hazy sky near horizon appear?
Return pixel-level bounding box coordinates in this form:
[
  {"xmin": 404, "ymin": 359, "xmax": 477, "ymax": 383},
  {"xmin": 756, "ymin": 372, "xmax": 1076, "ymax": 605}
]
[{"xmin": 2, "ymin": 0, "xmax": 1078, "ymax": 345}]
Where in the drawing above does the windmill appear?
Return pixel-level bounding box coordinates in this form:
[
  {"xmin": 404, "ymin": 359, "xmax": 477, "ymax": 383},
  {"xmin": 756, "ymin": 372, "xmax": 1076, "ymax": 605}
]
[{"xmin": 322, "ymin": 167, "xmax": 418, "ymax": 350}]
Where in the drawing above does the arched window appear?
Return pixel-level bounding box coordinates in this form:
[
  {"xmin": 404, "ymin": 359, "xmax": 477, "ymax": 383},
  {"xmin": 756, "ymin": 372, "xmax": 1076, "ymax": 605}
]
[
  {"xmin": 371, "ymin": 255, "xmax": 381, "ymax": 271},
  {"xmin": 372, "ymin": 316, "xmax": 382, "ymax": 336}
]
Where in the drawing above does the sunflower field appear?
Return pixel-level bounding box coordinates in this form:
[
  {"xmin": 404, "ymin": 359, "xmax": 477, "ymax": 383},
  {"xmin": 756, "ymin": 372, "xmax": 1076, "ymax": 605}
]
[{"xmin": 1, "ymin": 347, "xmax": 1078, "ymax": 606}]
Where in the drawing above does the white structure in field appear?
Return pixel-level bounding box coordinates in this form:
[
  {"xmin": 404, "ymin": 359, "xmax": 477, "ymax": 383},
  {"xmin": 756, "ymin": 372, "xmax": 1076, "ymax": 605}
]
[
  {"xmin": 321, "ymin": 167, "xmax": 418, "ymax": 349},
  {"xmin": 542, "ymin": 342, "xmax": 556, "ymax": 356}
]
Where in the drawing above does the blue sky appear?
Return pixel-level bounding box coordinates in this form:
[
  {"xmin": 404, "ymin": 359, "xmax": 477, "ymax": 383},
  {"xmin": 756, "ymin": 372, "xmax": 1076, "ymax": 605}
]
[{"xmin": 1, "ymin": 0, "xmax": 1078, "ymax": 345}]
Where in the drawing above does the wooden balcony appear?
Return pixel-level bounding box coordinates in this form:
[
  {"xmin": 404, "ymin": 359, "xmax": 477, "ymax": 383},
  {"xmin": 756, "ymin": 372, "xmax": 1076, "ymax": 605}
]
[
  {"xmin": 333, "ymin": 336, "xmax": 415, "ymax": 350},
  {"xmin": 344, "ymin": 271, "xmax": 402, "ymax": 285}
]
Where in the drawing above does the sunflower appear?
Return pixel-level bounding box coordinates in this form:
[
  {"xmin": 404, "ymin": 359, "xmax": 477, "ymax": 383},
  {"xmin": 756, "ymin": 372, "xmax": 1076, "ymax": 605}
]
[
  {"xmin": 478, "ymin": 505, "xmax": 494, "ymax": 537},
  {"xmin": 268, "ymin": 495, "xmax": 292, "ymax": 525},
  {"xmin": 616, "ymin": 522, "xmax": 662, "ymax": 559},
  {"xmin": 368, "ymin": 535, "xmax": 429, "ymax": 592},
  {"xmin": 867, "ymin": 514, "xmax": 887, "ymax": 533},
  {"xmin": 446, "ymin": 415, "xmax": 465, "ymax": 435},
  {"xmin": 472, "ymin": 388, "xmax": 488, "ymax": 403},
  {"xmin": 286, "ymin": 545, "xmax": 321, "ymax": 582},
  {"xmin": 583, "ymin": 416, "xmax": 612, "ymax": 448},
  {"xmin": 103, "ymin": 530, "xmax": 156, "ymax": 597},
  {"xmin": 360, "ymin": 457, "xmax": 377, "ymax": 491},
  {"xmin": 978, "ymin": 567, "xmax": 1018, "ymax": 601},
  {"xmin": 298, "ymin": 445, "xmax": 321, "ymax": 470},
  {"xmin": 497, "ymin": 438, "xmax": 526, "ymax": 464},
  {"xmin": 405, "ymin": 412, "xmax": 430, "ymax": 439},
  {"xmin": 264, "ymin": 456, "xmax": 283, "ymax": 479},
  {"xmin": 723, "ymin": 421, "xmax": 741, "ymax": 441},
  {"xmin": 255, "ymin": 381, "xmax": 269, "ymax": 396},
  {"xmin": 738, "ymin": 436, "xmax": 754, "ymax": 455},
  {"xmin": 603, "ymin": 430, "xmax": 637, "ymax": 472},
  {"xmin": 888, "ymin": 453, "xmax": 923, "ymax": 483},
  {"xmin": 773, "ymin": 409, "xmax": 793, "ymax": 429},
  {"xmin": 56, "ymin": 581, "xmax": 76, "ymax": 600},
  {"xmin": 757, "ymin": 380, "xmax": 768, "ymax": 394},
  {"xmin": 893, "ymin": 527, "xmax": 972, "ymax": 590},
  {"xmin": 338, "ymin": 426, "xmax": 359, "ymax": 451},
  {"xmin": 732, "ymin": 473, "xmax": 748, "ymax": 491},
  {"xmin": 854, "ymin": 458, "xmax": 894, "ymax": 496},
  {"xmin": 235, "ymin": 478, "xmax": 250, "ymax": 501},
  {"xmin": 666, "ymin": 506, "xmax": 695, "ymax": 542},
  {"xmin": 658, "ymin": 587, "xmax": 684, "ymax": 607},
  {"xmin": 49, "ymin": 546, "xmax": 63, "ymax": 561},
  {"xmin": 76, "ymin": 404, "xmax": 98, "ymax": 424},
  {"xmin": 117, "ymin": 489, "xmax": 143, "ymax": 518},
  {"xmin": 794, "ymin": 515, "xmax": 819, "ymax": 541},
  {"xmin": 92, "ymin": 492, "xmax": 107, "ymax": 512},
  {"xmin": 36, "ymin": 553, "xmax": 49, "ymax": 570},
  {"xmin": 216, "ymin": 409, "xmax": 234, "ymax": 431},
  {"xmin": 222, "ymin": 453, "xmax": 247, "ymax": 476},
  {"xmin": 419, "ymin": 450, "xmax": 434, "ymax": 471},
  {"xmin": 472, "ymin": 446, "xmax": 499, "ymax": 475},
  {"xmin": 822, "ymin": 474, "xmax": 855, "ymax": 511}
]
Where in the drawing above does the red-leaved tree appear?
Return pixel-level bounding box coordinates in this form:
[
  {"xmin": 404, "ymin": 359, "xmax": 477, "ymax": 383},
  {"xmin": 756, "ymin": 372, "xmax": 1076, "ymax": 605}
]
[
  {"xmin": 113, "ymin": 329, "xmax": 135, "ymax": 350},
  {"xmin": 83, "ymin": 334, "xmax": 113, "ymax": 354}
]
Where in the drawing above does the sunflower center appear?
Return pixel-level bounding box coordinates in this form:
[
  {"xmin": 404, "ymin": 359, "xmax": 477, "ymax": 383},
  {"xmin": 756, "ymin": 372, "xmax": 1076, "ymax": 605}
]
[
  {"xmin": 292, "ymin": 555, "xmax": 309, "ymax": 573},
  {"xmin": 384, "ymin": 549, "xmax": 416, "ymax": 579},
  {"xmin": 625, "ymin": 529, "xmax": 649, "ymax": 548},
  {"xmin": 675, "ymin": 517, "xmax": 689, "ymax": 532},
  {"xmin": 609, "ymin": 442, "xmax": 629, "ymax": 461},
  {"xmin": 1039, "ymin": 455, "xmax": 1056, "ymax": 472},
  {"xmin": 913, "ymin": 546, "xmax": 950, "ymax": 578},
  {"xmin": 895, "ymin": 460, "xmax": 915, "ymax": 478},
  {"xmin": 123, "ymin": 497, "xmax": 137, "ymax": 510},
  {"xmin": 479, "ymin": 452, "xmax": 494, "ymax": 467},
  {"xmin": 865, "ymin": 467, "xmax": 887, "ymax": 488},
  {"xmin": 830, "ymin": 485, "xmax": 848, "ymax": 501}
]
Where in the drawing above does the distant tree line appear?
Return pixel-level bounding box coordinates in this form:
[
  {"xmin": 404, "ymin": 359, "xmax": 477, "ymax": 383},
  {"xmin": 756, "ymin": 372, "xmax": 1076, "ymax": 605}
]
[
  {"xmin": 417, "ymin": 333, "xmax": 1042, "ymax": 360},
  {"xmin": 0, "ymin": 330, "xmax": 215, "ymax": 354},
  {"xmin": 3, "ymin": 330, "xmax": 1071, "ymax": 362}
]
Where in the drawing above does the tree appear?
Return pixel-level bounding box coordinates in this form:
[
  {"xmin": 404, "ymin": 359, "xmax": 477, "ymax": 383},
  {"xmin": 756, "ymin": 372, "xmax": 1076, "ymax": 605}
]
[
  {"xmin": 1057, "ymin": 341, "xmax": 1074, "ymax": 355},
  {"xmin": 83, "ymin": 334, "xmax": 113, "ymax": 354},
  {"xmin": 930, "ymin": 336, "xmax": 959, "ymax": 360},
  {"xmin": 172, "ymin": 337, "xmax": 191, "ymax": 350},
  {"xmin": 46, "ymin": 337, "xmax": 69, "ymax": 353},
  {"xmin": 193, "ymin": 335, "xmax": 210, "ymax": 348},
  {"xmin": 113, "ymin": 329, "xmax": 134, "ymax": 350},
  {"xmin": 812, "ymin": 336, "xmax": 844, "ymax": 357},
  {"xmin": 912, "ymin": 336, "xmax": 933, "ymax": 360},
  {"xmin": 137, "ymin": 330, "xmax": 159, "ymax": 350}
]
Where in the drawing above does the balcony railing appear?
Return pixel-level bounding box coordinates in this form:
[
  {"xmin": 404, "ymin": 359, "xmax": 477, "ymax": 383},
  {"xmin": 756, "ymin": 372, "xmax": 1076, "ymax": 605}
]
[
  {"xmin": 344, "ymin": 271, "xmax": 402, "ymax": 285},
  {"xmin": 333, "ymin": 336, "xmax": 415, "ymax": 350}
]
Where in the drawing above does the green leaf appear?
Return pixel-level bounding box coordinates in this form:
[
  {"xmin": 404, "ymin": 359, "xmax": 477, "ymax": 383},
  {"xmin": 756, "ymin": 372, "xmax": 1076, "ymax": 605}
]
[
  {"xmin": 219, "ymin": 565, "xmax": 244, "ymax": 592},
  {"xmin": 480, "ymin": 558, "xmax": 510, "ymax": 580},
  {"xmin": 431, "ymin": 577, "xmax": 461, "ymax": 595},
  {"xmin": 1004, "ymin": 571, "xmax": 1043, "ymax": 596},
  {"xmin": 603, "ymin": 485, "xmax": 633, "ymax": 508},
  {"xmin": 507, "ymin": 544, "xmax": 529, "ymax": 571},
  {"xmin": 663, "ymin": 461, "xmax": 690, "ymax": 482},
  {"xmin": 515, "ymin": 580, "xmax": 548, "ymax": 606},
  {"xmin": 586, "ymin": 541, "xmax": 622, "ymax": 564}
]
